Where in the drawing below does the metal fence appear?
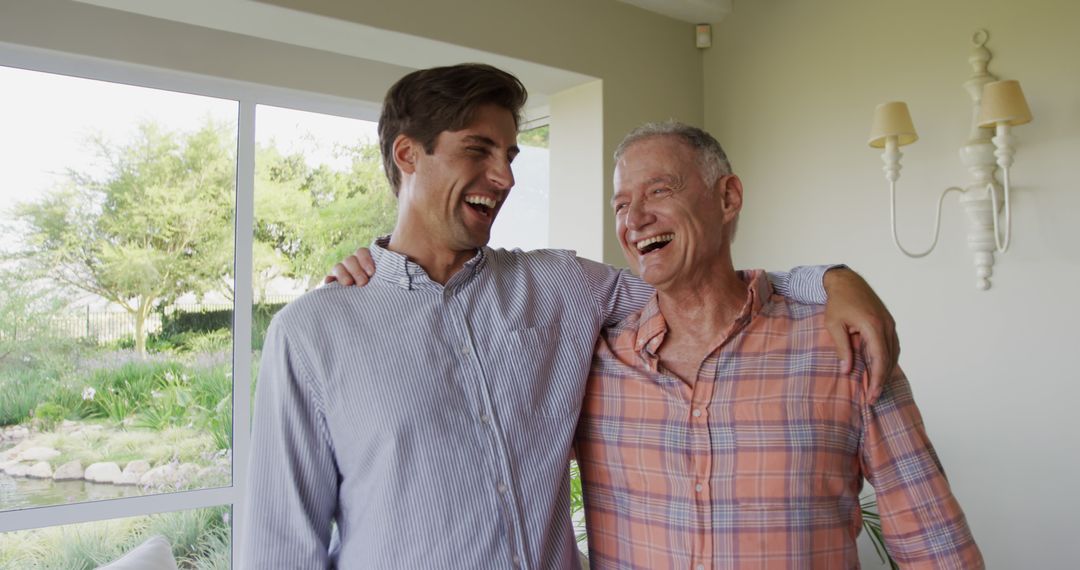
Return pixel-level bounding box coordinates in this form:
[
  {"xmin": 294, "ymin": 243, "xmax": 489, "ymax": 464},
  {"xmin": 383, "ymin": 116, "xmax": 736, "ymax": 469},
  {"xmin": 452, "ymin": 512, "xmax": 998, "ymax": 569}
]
[{"xmin": 37, "ymin": 296, "xmax": 299, "ymax": 344}]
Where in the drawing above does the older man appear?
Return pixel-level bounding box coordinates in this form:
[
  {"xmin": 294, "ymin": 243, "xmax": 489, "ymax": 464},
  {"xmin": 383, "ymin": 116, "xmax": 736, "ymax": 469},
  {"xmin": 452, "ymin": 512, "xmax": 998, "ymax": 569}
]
[{"xmin": 575, "ymin": 122, "xmax": 983, "ymax": 569}]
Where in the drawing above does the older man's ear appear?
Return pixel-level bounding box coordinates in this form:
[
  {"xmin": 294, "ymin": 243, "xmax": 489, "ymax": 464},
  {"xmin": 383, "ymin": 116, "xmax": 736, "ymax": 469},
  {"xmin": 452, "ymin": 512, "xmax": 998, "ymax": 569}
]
[{"xmin": 718, "ymin": 174, "xmax": 743, "ymax": 241}]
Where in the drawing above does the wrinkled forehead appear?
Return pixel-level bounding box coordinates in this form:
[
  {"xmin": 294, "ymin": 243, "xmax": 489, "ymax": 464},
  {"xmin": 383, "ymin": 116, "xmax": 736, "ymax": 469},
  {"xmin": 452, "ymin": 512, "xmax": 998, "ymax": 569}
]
[{"xmin": 614, "ymin": 137, "xmax": 697, "ymax": 189}]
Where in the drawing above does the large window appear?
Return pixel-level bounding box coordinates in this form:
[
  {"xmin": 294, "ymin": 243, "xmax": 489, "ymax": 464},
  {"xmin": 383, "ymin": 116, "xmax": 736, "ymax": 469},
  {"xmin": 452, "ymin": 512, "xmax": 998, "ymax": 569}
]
[{"xmin": 0, "ymin": 47, "xmax": 551, "ymax": 567}]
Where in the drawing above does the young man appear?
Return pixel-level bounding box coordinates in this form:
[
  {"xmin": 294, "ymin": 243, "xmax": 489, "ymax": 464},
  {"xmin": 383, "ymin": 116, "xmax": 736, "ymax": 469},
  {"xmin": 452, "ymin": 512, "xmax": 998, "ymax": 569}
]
[
  {"xmin": 244, "ymin": 64, "xmax": 897, "ymax": 568},
  {"xmin": 576, "ymin": 122, "xmax": 982, "ymax": 568}
]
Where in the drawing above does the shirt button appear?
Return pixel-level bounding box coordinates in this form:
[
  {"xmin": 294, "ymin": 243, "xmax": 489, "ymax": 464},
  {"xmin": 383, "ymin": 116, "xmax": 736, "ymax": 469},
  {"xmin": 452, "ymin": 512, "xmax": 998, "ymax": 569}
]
[
  {"xmin": 480, "ymin": 414, "xmax": 491, "ymax": 424},
  {"xmin": 461, "ymin": 346, "xmax": 471, "ymax": 355},
  {"xmin": 512, "ymin": 554, "xmax": 521, "ymax": 566},
  {"xmin": 497, "ymin": 482, "xmax": 507, "ymax": 494},
  {"xmin": 695, "ymin": 483, "xmax": 704, "ymax": 493},
  {"xmin": 398, "ymin": 278, "xmax": 409, "ymax": 287},
  {"xmin": 692, "ymin": 408, "xmax": 703, "ymax": 418},
  {"xmin": 696, "ymin": 565, "xmax": 705, "ymax": 570}
]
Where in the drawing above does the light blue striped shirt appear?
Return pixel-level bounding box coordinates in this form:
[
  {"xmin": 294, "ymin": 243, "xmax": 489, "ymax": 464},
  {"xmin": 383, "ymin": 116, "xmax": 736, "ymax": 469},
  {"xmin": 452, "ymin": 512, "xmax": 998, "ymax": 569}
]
[{"xmin": 241, "ymin": 241, "xmax": 827, "ymax": 569}]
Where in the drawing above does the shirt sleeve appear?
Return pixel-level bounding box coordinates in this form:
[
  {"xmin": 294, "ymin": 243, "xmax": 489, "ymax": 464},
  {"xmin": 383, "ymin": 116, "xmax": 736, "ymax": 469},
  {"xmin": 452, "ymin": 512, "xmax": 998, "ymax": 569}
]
[
  {"xmin": 859, "ymin": 368, "xmax": 984, "ymax": 569},
  {"xmin": 577, "ymin": 257, "xmax": 655, "ymax": 328},
  {"xmin": 766, "ymin": 264, "xmax": 837, "ymax": 305},
  {"xmin": 240, "ymin": 318, "xmax": 339, "ymax": 569}
]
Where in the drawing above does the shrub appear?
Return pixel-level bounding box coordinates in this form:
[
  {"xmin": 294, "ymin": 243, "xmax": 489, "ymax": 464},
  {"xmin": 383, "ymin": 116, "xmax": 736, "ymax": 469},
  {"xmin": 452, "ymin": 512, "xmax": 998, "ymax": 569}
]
[
  {"xmin": 0, "ymin": 507, "xmax": 230, "ymax": 569},
  {"xmin": 159, "ymin": 308, "xmax": 233, "ymax": 338},
  {"xmin": 0, "ymin": 370, "xmax": 55, "ymax": 426},
  {"xmin": 183, "ymin": 329, "xmax": 232, "ymax": 354},
  {"xmin": 32, "ymin": 401, "xmax": 68, "ymax": 431},
  {"xmin": 83, "ymin": 361, "xmax": 182, "ymax": 426}
]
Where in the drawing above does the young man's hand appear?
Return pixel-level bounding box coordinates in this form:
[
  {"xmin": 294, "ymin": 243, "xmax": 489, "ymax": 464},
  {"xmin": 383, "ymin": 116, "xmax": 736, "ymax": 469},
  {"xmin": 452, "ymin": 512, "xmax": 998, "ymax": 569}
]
[
  {"xmin": 324, "ymin": 247, "xmax": 376, "ymax": 286},
  {"xmin": 823, "ymin": 267, "xmax": 900, "ymax": 405}
]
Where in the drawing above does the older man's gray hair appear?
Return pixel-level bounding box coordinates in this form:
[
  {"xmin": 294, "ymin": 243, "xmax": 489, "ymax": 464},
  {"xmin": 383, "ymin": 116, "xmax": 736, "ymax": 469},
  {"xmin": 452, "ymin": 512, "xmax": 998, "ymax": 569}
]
[
  {"xmin": 613, "ymin": 121, "xmax": 733, "ymax": 188},
  {"xmin": 614, "ymin": 121, "xmax": 739, "ymax": 240}
]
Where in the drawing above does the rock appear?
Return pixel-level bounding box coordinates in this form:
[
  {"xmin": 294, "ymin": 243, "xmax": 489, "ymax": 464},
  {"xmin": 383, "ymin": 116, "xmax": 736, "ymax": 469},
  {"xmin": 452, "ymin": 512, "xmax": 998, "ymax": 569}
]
[
  {"xmin": 116, "ymin": 471, "xmax": 140, "ymax": 485},
  {"xmin": 17, "ymin": 447, "xmax": 60, "ymax": 462},
  {"xmin": 116, "ymin": 461, "xmax": 150, "ymax": 486},
  {"xmin": 59, "ymin": 420, "xmax": 79, "ymax": 432},
  {"xmin": 84, "ymin": 462, "xmax": 122, "ymax": 483},
  {"xmin": 53, "ymin": 460, "xmax": 83, "ymax": 481},
  {"xmin": 140, "ymin": 464, "xmax": 177, "ymax": 487},
  {"xmin": 4, "ymin": 426, "xmax": 30, "ymax": 441},
  {"xmin": 5, "ymin": 463, "xmax": 29, "ymax": 477},
  {"xmin": 124, "ymin": 460, "xmax": 151, "ymax": 476},
  {"xmin": 175, "ymin": 463, "xmax": 201, "ymax": 487},
  {"xmin": 27, "ymin": 461, "xmax": 53, "ymax": 479}
]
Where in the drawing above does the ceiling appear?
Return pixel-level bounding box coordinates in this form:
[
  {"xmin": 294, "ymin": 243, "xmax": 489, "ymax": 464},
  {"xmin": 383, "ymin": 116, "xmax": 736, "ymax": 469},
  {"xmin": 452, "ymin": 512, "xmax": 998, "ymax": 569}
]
[{"xmin": 615, "ymin": 0, "xmax": 732, "ymax": 24}]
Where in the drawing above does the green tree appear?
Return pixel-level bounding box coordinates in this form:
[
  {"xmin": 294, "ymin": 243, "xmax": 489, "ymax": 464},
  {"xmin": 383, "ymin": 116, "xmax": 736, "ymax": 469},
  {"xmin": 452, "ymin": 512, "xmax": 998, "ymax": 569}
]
[
  {"xmin": 0, "ymin": 270, "xmax": 74, "ymax": 371},
  {"xmin": 15, "ymin": 122, "xmax": 236, "ymax": 356},
  {"xmin": 255, "ymin": 142, "xmax": 396, "ymax": 289}
]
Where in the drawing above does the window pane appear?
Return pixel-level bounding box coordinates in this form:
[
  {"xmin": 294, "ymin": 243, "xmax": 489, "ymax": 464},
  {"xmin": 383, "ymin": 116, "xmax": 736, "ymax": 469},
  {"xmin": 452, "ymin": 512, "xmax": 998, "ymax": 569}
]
[
  {"xmin": 0, "ymin": 505, "xmax": 231, "ymax": 569},
  {"xmin": 250, "ymin": 105, "xmax": 394, "ymax": 388},
  {"xmin": 489, "ymin": 123, "xmax": 549, "ymax": 251},
  {"xmin": 0, "ymin": 66, "xmax": 236, "ymax": 512}
]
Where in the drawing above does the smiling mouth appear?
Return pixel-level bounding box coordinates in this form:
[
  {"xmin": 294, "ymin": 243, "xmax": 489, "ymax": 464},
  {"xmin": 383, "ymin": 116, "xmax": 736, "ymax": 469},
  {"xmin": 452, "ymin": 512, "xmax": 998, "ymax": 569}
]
[
  {"xmin": 635, "ymin": 233, "xmax": 674, "ymax": 254},
  {"xmin": 464, "ymin": 195, "xmax": 498, "ymax": 218}
]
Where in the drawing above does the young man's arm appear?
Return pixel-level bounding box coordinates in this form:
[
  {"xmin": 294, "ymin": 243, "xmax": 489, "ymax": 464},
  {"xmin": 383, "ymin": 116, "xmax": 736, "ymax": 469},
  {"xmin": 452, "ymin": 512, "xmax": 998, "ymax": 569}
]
[
  {"xmin": 241, "ymin": 320, "xmax": 339, "ymax": 568},
  {"xmin": 859, "ymin": 368, "xmax": 985, "ymax": 569},
  {"xmin": 324, "ymin": 249, "xmax": 898, "ymax": 403}
]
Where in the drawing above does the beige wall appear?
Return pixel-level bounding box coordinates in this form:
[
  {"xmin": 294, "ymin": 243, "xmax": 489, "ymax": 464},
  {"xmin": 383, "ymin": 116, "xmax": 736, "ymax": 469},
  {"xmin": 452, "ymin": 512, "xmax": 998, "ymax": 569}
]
[{"xmin": 706, "ymin": 0, "xmax": 1080, "ymax": 566}]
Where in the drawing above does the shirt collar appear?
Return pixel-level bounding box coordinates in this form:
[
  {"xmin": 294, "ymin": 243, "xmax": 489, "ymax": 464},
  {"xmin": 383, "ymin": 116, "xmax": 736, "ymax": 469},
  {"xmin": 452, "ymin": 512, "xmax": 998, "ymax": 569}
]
[
  {"xmin": 369, "ymin": 235, "xmax": 487, "ymax": 291},
  {"xmin": 633, "ymin": 269, "xmax": 773, "ymax": 355}
]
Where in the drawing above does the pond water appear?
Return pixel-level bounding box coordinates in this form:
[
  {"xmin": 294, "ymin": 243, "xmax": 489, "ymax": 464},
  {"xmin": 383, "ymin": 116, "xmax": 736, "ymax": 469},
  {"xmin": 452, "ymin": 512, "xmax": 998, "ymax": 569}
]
[{"xmin": 0, "ymin": 473, "xmax": 145, "ymax": 512}]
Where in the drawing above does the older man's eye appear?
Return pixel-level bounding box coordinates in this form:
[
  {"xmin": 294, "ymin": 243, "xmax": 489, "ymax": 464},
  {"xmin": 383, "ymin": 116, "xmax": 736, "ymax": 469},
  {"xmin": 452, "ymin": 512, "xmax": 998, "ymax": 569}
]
[
  {"xmin": 613, "ymin": 203, "xmax": 628, "ymax": 213},
  {"xmin": 651, "ymin": 187, "xmax": 669, "ymax": 195}
]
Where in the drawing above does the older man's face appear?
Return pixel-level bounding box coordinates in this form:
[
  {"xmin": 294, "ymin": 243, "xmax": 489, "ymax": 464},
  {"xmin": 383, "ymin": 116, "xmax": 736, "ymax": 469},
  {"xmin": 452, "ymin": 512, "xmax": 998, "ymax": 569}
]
[{"xmin": 612, "ymin": 136, "xmax": 737, "ymax": 290}]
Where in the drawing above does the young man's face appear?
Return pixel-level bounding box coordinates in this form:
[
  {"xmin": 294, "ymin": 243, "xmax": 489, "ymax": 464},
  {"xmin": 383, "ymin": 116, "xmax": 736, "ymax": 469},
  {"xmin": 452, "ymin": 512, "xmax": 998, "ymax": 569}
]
[{"xmin": 401, "ymin": 103, "xmax": 519, "ymax": 253}]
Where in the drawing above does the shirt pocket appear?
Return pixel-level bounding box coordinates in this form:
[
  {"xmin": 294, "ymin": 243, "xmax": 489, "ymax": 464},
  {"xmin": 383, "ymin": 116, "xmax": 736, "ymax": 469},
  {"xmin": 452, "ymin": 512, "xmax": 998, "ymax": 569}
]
[{"xmin": 496, "ymin": 323, "xmax": 588, "ymax": 419}]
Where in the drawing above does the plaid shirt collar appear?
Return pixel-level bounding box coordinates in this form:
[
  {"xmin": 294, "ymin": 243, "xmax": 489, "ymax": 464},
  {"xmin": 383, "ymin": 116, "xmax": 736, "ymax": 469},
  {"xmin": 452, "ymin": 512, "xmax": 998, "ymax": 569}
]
[{"xmin": 632, "ymin": 269, "xmax": 773, "ymax": 356}]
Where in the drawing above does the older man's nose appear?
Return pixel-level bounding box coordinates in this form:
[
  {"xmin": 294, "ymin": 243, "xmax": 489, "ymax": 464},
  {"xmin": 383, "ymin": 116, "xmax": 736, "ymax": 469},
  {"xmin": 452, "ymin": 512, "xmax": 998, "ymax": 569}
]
[{"xmin": 625, "ymin": 200, "xmax": 654, "ymax": 230}]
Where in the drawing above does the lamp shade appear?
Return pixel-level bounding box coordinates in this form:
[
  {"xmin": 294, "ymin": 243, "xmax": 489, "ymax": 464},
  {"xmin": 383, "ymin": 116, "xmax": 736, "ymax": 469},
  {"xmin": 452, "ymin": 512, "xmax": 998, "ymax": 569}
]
[
  {"xmin": 977, "ymin": 80, "xmax": 1032, "ymax": 127},
  {"xmin": 869, "ymin": 101, "xmax": 918, "ymax": 148}
]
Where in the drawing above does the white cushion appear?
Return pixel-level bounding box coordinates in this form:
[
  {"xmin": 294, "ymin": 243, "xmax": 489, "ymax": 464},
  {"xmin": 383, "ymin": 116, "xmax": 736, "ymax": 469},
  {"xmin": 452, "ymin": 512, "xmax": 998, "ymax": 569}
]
[{"xmin": 97, "ymin": 535, "xmax": 178, "ymax": 570}]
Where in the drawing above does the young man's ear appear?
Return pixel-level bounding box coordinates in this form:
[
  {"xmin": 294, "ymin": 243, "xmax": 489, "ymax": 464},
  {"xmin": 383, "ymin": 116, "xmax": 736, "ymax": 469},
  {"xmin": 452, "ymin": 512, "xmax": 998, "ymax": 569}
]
[{"xmin": 392, "ymin": 134, "xmax": 418, "ymax": 176}]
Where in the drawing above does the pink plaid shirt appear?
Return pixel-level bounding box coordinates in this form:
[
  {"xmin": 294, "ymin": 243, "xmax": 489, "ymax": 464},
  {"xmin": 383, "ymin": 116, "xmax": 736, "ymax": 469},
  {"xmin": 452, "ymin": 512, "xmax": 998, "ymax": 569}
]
[{"xmin": 576, "ymin": 270, "xmax": 982, "ymax": 569}]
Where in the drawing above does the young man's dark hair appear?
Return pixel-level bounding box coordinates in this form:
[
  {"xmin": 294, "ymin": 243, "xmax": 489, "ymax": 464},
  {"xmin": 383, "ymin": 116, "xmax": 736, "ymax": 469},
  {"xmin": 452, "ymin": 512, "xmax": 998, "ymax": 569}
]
[{"xmin": 378, "ymin": 63, "xmax": 528, "ymax": 194}]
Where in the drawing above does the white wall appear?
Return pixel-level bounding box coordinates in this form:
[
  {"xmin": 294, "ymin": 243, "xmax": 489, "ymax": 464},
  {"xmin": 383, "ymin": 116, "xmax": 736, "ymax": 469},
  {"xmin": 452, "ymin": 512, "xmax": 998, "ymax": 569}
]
[{"xmin": 705, "ymin": 0, "xmax": 1080, "ymax": 567}]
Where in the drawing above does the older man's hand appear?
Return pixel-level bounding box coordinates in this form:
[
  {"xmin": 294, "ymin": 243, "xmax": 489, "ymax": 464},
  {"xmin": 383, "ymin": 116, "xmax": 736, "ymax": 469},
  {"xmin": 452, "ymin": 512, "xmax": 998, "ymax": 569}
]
[
  {"xmin": 823, "ymin": 267, "xmax": 899, "ymax": 405},
  {"xmin": 324, "ymin": 247, "xmax": 376, "ymax": 286}
]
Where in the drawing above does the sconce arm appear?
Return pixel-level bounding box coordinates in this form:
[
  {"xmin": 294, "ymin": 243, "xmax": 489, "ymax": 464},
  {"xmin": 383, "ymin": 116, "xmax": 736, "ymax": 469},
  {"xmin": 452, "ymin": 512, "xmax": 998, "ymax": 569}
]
[{"xmin": 889, "ymin": 181, "xmax": 965, "ymax": 258}]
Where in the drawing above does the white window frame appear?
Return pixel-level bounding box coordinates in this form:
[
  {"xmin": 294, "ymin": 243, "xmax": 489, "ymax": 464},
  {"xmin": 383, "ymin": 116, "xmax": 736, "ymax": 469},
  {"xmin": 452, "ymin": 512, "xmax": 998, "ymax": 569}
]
[{"xmin": 0, "ymin": 41, "xmax": 381, "ymax": 568}]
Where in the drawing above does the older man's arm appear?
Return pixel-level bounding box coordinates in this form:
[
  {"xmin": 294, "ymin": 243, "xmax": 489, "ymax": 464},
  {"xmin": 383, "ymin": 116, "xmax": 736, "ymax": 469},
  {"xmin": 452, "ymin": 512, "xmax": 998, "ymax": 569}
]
[
  {"xmin": 859, "ymin": 367, "xmax": 985, "ymax": 569},
  {"xmin": 241, "ymin": 320, "xmax": 339, "ymax": 568}
]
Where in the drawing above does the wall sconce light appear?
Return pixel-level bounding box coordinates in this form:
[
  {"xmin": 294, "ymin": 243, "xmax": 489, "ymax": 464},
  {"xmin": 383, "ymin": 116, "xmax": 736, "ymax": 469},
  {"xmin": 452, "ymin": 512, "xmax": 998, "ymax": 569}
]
[{"xmin": 868, "ymin": 29, "xmax": 1033, "ymax": 290}]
